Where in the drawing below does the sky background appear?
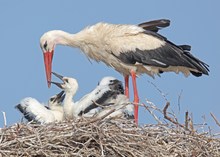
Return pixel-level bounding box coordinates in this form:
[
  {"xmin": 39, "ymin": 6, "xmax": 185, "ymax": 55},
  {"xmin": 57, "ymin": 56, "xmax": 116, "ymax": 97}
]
[{"xmin": 0, "ymin": 1, "xmax": 219, "ymax": 133}]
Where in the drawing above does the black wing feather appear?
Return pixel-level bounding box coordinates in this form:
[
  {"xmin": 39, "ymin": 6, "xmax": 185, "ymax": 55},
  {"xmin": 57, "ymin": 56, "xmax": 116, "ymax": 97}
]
[
  {"xmin": 117, "ymin": 31, "xmax": 209, "ymax": 76},
  {"xmin": 15, "ymin": 104, "xmax": 36, "ymax": 122},
  {"xmin": 78, "ymin": 79, "xmax": 125, "ymax": 116},
  {"xmin": 138, "ymin": 19, "xmax": 170, "ymax": 32},
  {"xmin": 78, "ymin": 90, "xmax": 117, "ymax": 116}
]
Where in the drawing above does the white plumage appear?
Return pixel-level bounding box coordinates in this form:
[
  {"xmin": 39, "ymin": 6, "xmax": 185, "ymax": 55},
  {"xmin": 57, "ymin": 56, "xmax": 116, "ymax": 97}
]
[
  {"xmin": 16, "ymin": 73, "xmax": 133, "ymax": 124},
  {"xmin": 40, "ymin": 19, "xmax": 209, "ymax": 124},
  {"xmin": 15, "ymin": 91, "xmax": 64, "ymax": 124},
  {"xmin": 51, "ymin": 72, "xmax": 133, "ymax": 120}
]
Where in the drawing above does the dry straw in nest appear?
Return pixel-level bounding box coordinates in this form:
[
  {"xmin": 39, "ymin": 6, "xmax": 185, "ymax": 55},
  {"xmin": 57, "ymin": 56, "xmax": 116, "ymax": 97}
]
[{"xmin": 1, "ymin": 102, "xmax": 220, "ymax": 157}]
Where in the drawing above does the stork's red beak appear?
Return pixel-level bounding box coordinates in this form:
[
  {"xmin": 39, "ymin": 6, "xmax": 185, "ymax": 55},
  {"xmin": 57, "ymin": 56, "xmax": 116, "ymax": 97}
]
[{"xmin": 43, "ymin": 50, "xmax": 54, "ymax": 88}]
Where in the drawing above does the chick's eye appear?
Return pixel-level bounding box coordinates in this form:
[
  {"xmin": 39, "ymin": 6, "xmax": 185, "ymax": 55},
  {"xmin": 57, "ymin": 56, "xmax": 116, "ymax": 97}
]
[
  {"xmin": 50, "ymin": 97, "xmax": 55, "ymax": 101},
  {"xmin": 64, "ymin": 79, "xmax": 69, "ymax": 83}
]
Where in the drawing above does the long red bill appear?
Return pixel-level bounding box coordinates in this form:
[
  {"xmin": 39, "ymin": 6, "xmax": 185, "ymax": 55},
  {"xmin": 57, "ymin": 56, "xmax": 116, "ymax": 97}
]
[{"xmin": 43, "ymin": 50, "xmax": 54, "ymax": 88}]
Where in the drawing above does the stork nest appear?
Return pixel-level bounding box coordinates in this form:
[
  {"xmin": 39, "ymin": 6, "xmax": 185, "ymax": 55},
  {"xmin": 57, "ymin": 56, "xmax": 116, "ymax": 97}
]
[{"xmin": 1, "ymin": 103, "xmax": 220, "ymax": 157}]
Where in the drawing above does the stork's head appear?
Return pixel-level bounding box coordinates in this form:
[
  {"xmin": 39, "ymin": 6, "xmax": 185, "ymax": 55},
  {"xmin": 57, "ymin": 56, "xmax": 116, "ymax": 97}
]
[
  {"xmin": 50, "ymin": 72, "xmax": 79, "ymax": 95},
  {"xmin": 40, "ymin": 31, "xmax": 58, "ymax": 88},
  {"xmin": 98, "ymin": 76, "xmax": 124, "ymax": 94},
  {"xmin": 40, "ymin": 30, "xmax": 81, "ymax": 87}
]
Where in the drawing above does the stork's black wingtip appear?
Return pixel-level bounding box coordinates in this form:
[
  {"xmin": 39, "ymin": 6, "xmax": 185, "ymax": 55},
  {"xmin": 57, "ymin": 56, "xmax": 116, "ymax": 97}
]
[
  {"xmin": 205, "ymin": 70, "xmax": 210, "ymax": 76},
  {"xmin": 161, "ymin": 19, "xmax": 171, "ymax": 25},
  {"xmin": 190, "ymin": 69, "xmax": 210, "ymax": 77}
]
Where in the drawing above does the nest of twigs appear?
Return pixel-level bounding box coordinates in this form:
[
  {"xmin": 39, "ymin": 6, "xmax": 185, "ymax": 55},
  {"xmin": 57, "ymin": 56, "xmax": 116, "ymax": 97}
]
[{"xmin": 1, "ymin": 102, "xmax": 220, "ymax": 157}]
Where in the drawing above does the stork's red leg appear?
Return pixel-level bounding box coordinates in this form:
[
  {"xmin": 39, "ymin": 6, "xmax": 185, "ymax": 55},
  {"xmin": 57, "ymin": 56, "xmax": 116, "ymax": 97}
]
[
  {"xmin": 131, "ymin": 70, "xmax": 139, "ymax": 125},
  {"xmin": 124, "ymin": 75, "xmax": 129, "ymax": 98}
]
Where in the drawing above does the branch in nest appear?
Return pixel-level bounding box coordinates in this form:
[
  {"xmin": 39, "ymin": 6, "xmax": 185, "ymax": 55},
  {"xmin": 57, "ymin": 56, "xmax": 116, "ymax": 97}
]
[
  {"xmin": 140, "ymin": 103, "xmax": 162, "ymax": 124},
  {"xmin": 92, "ymin": 100, "xmax": 108, "ymax": 108},
  {"xmin": 163, "ymin": 102, "xmax": 184, "ymax": 128},
  {"xmin": 210, "ymin": 112, "xmax": 220, "ymax": 127},
  {"xmin": 148, "ymin": 81, "xmax": 168, "ymax": 102},
  {"xmin": 79, "ymin": 108, "xmax": 116, "ymax": 126},
  {"xmin": 185, "ymin": 111, "xmax": 189, "ymax": 130},
  {"xmin": 1, "ymin": 111, "xmax": 7, "ymax": 127},
  {"xmin": 75, "ymin": 101, "xmax": 136, "ymax": 127}
]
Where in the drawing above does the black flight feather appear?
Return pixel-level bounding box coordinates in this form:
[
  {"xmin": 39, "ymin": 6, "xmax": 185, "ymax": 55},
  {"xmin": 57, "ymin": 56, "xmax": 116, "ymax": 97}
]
[
  {"xmin": 138, "ymin": 19, "xmax": 170, "ymax": 32},
  {"xmin": 116, "ymin": 30, "xmax": 209, "ymax": 76},
  {"xmin": 15, "ymin": 104, "xmax": 36, "ymax": 122}
]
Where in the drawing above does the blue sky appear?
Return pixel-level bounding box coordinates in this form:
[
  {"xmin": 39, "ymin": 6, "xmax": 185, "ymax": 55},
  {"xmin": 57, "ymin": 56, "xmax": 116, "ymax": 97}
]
[{"xmin": 1, "ymin": 1, "xmax": 219, "ymax": 133}]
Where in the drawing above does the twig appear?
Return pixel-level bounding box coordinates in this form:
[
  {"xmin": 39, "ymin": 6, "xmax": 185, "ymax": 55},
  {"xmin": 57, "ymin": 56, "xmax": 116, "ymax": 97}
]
[
  {"xmin": 163, "ymin": 102, "xmax": 184, "ymax": 128},
  {"xmin": 189, "ymin": 113, "xmax": 194, "ymax": 133},
  {"xmin": 148, "ymin": 81, "xmax": 168, "ymax": 102},
  {"xmin": 185, "ymin": 111, "xmax": 189, "ymax": 130},
  {"xmin": 141, "ymin": 103, "xmax": 162, "ymax": 124},
  {"xmin": 177, "ymin": 89, "xmax": 183, "ymax": 113},
  {"xmin": 80, "ymin": 108, "xmax": 116, "ymax": 126},
  {"xmin": 92, "ymin": 100, "xmax": 108, "ymax": 109},
  {"xmin": 210, "ymin": 112, "xmax": 220, "ymax": 127},
  {"xmin": 2, "ymin": 111, "xmax": 7, "ymax": 127}
]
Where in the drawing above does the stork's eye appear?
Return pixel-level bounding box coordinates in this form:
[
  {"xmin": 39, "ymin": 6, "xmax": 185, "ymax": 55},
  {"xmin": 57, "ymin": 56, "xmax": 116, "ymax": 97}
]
[{"xmin": 43, "ymin": 41, "xmax": 48, "ymax": 50}]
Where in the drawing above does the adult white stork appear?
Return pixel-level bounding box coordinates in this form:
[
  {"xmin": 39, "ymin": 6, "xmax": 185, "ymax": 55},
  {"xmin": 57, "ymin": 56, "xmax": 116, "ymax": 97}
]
[
  {"xmin": 51, "ymin": 72, "xmax": 132, "ymax": 120},
  {"xmin": 15, "ymin": 91, "xmax": 64, "ymax": 124},
  {"xmin": 40, "ymin": 19, "xmax": 209, "ymax": 124}
]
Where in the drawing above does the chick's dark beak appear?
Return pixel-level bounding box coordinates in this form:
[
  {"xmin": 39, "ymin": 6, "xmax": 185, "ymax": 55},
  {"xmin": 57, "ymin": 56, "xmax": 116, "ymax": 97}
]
[{"xmin": 50, "ymin": 81, "xmax": 64, "ymax": 89}]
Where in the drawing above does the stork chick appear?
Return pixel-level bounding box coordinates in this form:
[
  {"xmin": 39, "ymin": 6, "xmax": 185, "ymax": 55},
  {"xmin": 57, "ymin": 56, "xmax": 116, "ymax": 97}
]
[
  {"xmin": 15, "ymin": 91, "xmax": 64, "ymax": 124},
  {"xmin": 51, "ymin": 72, "xmax": 131, "ymax": 120}
]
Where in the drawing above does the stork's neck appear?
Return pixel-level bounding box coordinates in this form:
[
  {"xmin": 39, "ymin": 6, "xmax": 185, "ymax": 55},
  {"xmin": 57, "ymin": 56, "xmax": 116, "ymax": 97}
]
[
  {"xmin": 63, "ymin": 92, "xmax": 75, "ymax": 119},
  {"xmin": 49, "ymin": 104, "xmax": 62, "ymax": 111},
  {"xmin": 52, "ymin": 30, "xmax": 83, "ymax": 48}
]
